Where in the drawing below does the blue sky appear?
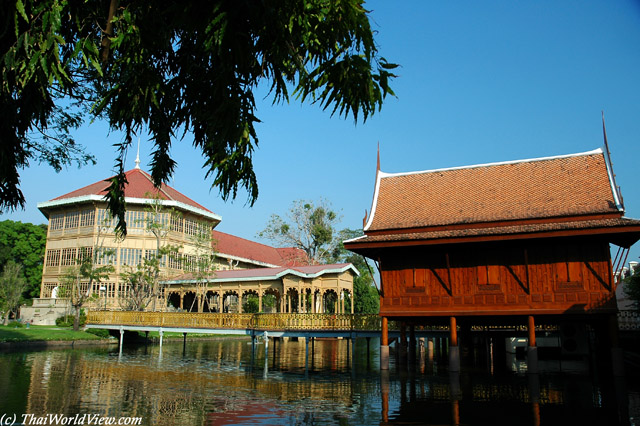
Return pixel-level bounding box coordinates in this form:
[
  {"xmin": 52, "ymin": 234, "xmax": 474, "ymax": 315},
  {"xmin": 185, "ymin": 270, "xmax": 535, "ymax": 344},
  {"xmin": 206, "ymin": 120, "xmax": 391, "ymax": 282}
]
[{"xmin": 5, "ymin": 1, "xmax": 640, "ymax": 263}]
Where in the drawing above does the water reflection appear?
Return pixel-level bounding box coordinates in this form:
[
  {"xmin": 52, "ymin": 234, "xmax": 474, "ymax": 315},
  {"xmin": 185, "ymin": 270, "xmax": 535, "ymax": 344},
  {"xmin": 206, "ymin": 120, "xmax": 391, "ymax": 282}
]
[{"xmin": 0, "ymin": 337, "xmax": 638, "ymax": 425}]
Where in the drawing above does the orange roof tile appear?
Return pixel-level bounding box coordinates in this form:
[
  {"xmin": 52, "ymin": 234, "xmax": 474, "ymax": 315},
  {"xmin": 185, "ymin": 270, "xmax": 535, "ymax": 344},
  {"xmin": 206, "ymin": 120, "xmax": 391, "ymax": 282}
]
[{"xmin": 365, "ymin": 149, "xmax": 621, "ymax": 232}]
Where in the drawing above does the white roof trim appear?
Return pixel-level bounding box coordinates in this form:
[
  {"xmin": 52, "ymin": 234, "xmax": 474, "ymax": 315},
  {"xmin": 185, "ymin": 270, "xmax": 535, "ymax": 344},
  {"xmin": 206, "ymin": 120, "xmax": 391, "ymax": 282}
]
[
  {"xmin": 364, "ymin": 173, "xmax": 382, "ymax": 231},
  {"xmin": 343, "ymin": 235, "xmax": 367, "ymax": 244},
  {"xmin": 364, "ymin": 148, "xmax": 605, "ymax": 231},
  {"xmin": 379, "ymin": 148, "xmax": 603, "ymax": 179},
  {"xmin": 162, "ymin": 264, "xmax": 359, "ymax": 285},
  {"xmin": 37, "ymin": 195, "xmax": 222, "ymax": 222},
  {"xmin": 601, "ymin": 146, "xmax": 624, "ymax": 212}
]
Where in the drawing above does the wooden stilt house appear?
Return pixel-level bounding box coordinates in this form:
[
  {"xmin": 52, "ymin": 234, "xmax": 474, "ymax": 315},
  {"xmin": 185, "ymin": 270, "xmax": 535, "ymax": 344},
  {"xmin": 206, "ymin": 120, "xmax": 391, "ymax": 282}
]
[{"xmin": 345, "ymin": 148, "xmax": 640, "ymax": 370}]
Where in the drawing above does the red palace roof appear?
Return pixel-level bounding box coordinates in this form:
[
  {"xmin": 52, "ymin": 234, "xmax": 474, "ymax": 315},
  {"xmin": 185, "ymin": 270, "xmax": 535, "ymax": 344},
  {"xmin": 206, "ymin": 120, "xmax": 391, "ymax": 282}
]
[
  {"xmin": 39, "ymin": 168, "xmax": 217, "ymax": 219},
  {"xmin": 212, "ymin": 230, "xmax": 308, "ymax": 267}
]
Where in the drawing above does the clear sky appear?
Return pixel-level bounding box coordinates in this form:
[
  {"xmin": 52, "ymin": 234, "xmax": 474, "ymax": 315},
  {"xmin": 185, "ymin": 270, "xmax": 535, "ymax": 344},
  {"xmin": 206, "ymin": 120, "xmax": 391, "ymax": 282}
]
[{"xmin": 5, "ymin": 1, "xmax": 640, "ymax": 263}]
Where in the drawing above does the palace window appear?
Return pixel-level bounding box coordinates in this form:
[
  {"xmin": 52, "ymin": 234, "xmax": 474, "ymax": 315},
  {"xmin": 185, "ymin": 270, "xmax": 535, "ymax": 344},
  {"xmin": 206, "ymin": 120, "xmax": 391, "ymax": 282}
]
[
  {"xmin": 45, "ymin": 249, "xmax": 61, "ymax": 267},
  {"xmin": 144, "ymin": 249, "xmax": 167, "ymax": 267},
  {"xmin": 79, "ymin": 209, "xmax": 95, "ymax": 227},
  {"xmin": 78, "ymin": 247, "xmax": 93, "ymax": 262},
  {"xmin": 97, "ymin": 209, "xmax": 116, "ymax": 228},
  {"xmin": 125, "ymin": 210, "xmax": 145, "ymax": 229},
  {"xmin": 170, "ymin": 215, "xmax": 183, "ymax": 233},
  {"xmin": 50, "ymin": 214, "xmax": 64, "ymax": 230},
  {"xmin": 95, "ymin": 247, "xmax": 116, "ymax": 265},
  {"xmin": 168, "ymin": 253, "xmax": 182, "ymax": 270},
  {"xmin": 60, "ymin": 248, "xmax": 77, "ymax": 266},
  {"xmin": 65, "ymin": 211, "xmax": 79, "ymax": 229},
  {"xmin": 120, "ymin": 248, "xmax": 143, "ymax": 266}
]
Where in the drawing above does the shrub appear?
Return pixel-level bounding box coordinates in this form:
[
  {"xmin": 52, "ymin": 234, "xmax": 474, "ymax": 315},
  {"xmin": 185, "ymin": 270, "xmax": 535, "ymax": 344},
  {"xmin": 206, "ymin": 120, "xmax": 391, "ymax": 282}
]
[
  {"xmin": 8, "ymin": 320, "xmax": 24, "ymax": 328},
  {"xmin": 86, "ymin": 328, "xmax": 111, "ymax": 338},
  {"xmin": 56, "ymin": 313, "xmax": 87, "ymax": 327}
]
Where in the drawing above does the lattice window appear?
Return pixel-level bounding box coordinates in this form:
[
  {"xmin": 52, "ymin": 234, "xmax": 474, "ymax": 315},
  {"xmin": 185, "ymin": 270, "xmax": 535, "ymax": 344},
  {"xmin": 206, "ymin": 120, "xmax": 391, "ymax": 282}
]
[
  {"xmin": 168, "ymin": 253, "xmax": 182, "ymax": 270},
  {"xmin": 170, "ymin": 215, "xmax": 183, "ymax": 233},
  {"xmin": 120, "ymin": 248, "xmax": 142, "ymax": 266},
  {"xmin": 144, "ymin": 249, "xmax": 167, "ymax": 267},
  {"xmin": 42, "ymin": 282, "xmax": 58, "ymax": 298},
  {"xmin": 50, "ymin": 214, "xmax": 64, "ymax": 230},
  {"xmin": 78, "ymin": 247, "xmax": 93, "ymax": 262},
  {"xmin": 95, "ymin": 247, "xmax": 116, "ymax": 265},
  {"xmin": 45, "ymin": 249, "xmax": 61, "ymax": 267},
  {"xmin": 124, "ymin": 210, "xmax": 145, "ymax": 229},
  {"xmin": 79, "ymin": 209, "xmax": 95, "ymax": 227},
  {"xmin": 65, "ymin": 211, "xmax": 79, "ymax": 229},
  {"xmin": 61, "ymin": 248, "xmax": 77, "ymax": 266}
]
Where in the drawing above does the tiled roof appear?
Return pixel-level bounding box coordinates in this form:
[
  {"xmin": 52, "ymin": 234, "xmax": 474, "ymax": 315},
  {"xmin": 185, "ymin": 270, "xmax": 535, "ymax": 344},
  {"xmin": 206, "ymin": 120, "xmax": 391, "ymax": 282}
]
[
  {"xmin": 164, "ymin": 263, "xmax": 357, "ymax": 283},
  {"xmin": 50, "ymin": 168, "xmax": 214, "ymax": 213},
  {"xmin": 365, "ymin": 149, "xmax": 621, "ymax": 232},
  {"xmin": 212, "ymin": 230, "xmax": 308, "ymax": 267},
  {"xmin": 348, "ymin": 217, "xmax": 640, "ymax": 247}
]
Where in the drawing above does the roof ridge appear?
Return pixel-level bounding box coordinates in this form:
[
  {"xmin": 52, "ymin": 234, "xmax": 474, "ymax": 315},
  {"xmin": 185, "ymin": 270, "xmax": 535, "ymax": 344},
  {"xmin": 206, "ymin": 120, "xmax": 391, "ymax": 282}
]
[
  {"xmin": 132, "ymin": 169, "xmax": 175, "ymax": 201},
  {"xmin": 379, "ymin": 148, "xmax": 603, "ymax": 179}
]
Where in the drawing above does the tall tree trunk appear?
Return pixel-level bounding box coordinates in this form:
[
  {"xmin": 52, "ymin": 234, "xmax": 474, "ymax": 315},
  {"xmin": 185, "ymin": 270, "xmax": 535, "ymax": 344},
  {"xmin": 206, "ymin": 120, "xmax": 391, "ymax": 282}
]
[{"xmin": 73, "ymin": 306, "xmax": 80, "ymax": 331}]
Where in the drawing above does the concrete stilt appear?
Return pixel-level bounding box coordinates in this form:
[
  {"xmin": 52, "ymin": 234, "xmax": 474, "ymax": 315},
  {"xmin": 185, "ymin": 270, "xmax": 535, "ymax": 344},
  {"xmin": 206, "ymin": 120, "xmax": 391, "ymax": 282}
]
[
  {"xmin": 527, "ymin": 315, "xmax": 539, "ymax": 374},
  {"xmin": 119, "ymin": 328, "xmax": 124, "ymax": 356},
  {"xmin": 449, "ymin": 317, "xmax": 460, "ymax": 372},
  {"xmin": 381, "ymin": 316, "xmax": 389, "ymax": 370}
]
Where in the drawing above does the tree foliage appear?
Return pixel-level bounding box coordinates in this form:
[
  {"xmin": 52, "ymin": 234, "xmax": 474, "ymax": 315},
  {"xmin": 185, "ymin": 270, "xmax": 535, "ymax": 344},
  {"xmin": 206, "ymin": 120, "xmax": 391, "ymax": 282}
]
[
  {"xmin": 258, "ymin": 199, "xmax": 341, "ymax": 264},
  {"xmin": 332, "ymin": 228, "xmax": 379, "ymax": 314},
  {"xmin": 0, "ymin": 261, "xmax": 28, "ymax": 324},
  {"xmin": 0, "ymin": 220, "xmax": 47, "ymax": 297},
  {"xmin": 3, "ymin": 0, "xmax": 397, "ymax": 236}
]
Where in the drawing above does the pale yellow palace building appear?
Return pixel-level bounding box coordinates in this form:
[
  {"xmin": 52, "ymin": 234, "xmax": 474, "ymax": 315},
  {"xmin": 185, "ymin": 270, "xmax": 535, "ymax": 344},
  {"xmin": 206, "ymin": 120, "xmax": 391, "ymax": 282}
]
[{"xmin": 23, "ymin": 164, "xmax": 356, "ymax": 324}]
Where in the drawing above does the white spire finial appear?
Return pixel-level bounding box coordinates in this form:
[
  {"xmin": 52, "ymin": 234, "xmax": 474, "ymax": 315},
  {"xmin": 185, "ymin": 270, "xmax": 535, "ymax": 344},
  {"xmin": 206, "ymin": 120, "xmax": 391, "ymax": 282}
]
[{"xmin": 135, "ymin": 137, "xmax": 141, "ymax": 169}]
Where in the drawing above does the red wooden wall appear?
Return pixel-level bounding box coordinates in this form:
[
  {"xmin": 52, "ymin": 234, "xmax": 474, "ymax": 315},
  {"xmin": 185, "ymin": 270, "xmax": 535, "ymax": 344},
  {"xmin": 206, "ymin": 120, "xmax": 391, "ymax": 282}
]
[{"xmin": 379, "ymin": 239, "xmax": 616, "ymax": 317}]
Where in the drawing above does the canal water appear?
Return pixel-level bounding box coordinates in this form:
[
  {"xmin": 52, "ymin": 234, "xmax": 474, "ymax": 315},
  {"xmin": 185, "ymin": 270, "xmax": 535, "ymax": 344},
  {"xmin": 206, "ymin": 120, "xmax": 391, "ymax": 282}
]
[{"xmin": 1, "ymin": 337, "xmax": 638, "ymax": 425}]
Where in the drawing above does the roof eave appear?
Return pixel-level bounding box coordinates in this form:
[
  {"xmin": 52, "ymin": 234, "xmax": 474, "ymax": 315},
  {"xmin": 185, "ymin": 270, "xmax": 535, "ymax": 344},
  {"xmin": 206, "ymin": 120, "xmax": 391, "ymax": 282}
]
[{"xmin": 37, "ymin": 195, "xmax": 222, "ymax": 223}]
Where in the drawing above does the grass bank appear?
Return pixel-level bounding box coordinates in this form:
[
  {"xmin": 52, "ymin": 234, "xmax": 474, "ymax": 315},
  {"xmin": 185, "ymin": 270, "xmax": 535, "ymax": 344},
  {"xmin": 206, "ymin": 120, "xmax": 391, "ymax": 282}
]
[{"xmin": 0, "ymin": 324, "xmax": 109, "ymax": 343}]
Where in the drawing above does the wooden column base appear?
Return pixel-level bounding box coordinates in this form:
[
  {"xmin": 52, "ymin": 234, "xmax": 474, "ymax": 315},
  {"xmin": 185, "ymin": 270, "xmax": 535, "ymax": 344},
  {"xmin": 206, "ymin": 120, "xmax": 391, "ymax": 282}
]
[{"xmin": 380, "ymin": 345, "xmax": 390, "ymax": 370}]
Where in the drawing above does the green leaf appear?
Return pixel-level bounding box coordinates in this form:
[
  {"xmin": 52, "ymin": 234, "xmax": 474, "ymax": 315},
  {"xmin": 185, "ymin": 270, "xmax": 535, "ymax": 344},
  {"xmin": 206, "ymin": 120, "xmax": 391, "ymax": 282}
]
[{"xmin": 15, "ymin": 0, "xmax": 29, "ymax": 22}]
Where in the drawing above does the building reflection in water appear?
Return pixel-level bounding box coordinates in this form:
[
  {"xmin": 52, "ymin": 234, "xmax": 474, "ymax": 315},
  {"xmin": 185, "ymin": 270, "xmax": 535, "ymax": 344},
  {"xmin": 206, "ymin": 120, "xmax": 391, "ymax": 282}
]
[{"xmin": 0, "ymin": 337, "xmax": 637, "ymax": 425}]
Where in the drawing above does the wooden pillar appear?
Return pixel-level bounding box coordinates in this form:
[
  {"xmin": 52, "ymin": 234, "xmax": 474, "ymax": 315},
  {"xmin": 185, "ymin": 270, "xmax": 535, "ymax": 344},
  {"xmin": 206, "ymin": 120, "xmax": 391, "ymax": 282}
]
[
  {"xmin": 400, "ymin": 322, "xmax": 407, "ymax": 365},
  {"xmin": 381, "ymin": 316, "xmax": 389, "ymax": 370},
  {"xmin": 218, "ymin": 292, "xmax": 223, "ymax": 313},
  {"xmin": 351, "ymin": 291, "xmax": 354, "ymax": 314},
  {"xmin": 197, "ymin": 294, "xmax": 203, "ymax": 313},
  {"xmin": 298, "ymin": 291, "xmax": 301, "ymax": 313},
  {"xmin": 179, "ymin": 293, "xmax": 184, "ymax": 310},
  {"xmin": 259, "ymin": 291, "xmax": 263, "ymax": 313},
  {"xmin": 449, "ymin": 316, "xmax": 460, "ymax": 372},
  {"xmin": 340, "ymin": 291, "xmax": 344, "ymax": 314},
  {"xmin": 409, "ymin": 324, "xmax": 416, "ymax": 365},
  {"xmin": 238, "ymin": 292, "xmax": 243, "ymax": 313},
  {"xmin": 528, "ymin": 315, "xmax": 538, "ymax": 374},
  {"xmin": 610, "ymin": 313, "xmax": 625, "ymax": 377}
]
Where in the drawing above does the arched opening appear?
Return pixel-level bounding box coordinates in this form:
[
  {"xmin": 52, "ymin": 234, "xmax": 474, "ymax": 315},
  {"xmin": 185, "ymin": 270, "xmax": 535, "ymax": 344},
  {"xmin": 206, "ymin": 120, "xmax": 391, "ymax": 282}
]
[
  {"xmin": 223, "ymin": 291, "xmax": 239, "ymax": 313},
  {"xmin": 242, "ymin": 290, "xmax": 259, "ymax": 313},
  {"xmin": 262, "ymin": 289, "xmax": 279, "ymax": 313},
  {"xmin": 323, "ymin": 290, "xmax": 338, "ymax": 314},
  {"xmin": 203, "ymin": 291, "xmax": 218, "ymax": 312},
  {"xmin": 167, "ymin": 292, "xmax": 180, "ymax": 310}
]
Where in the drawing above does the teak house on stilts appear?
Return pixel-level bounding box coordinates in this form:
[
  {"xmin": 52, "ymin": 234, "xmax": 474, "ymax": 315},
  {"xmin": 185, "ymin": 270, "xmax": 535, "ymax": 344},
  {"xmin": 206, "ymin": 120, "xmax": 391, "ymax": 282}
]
[{"xmin": 345, "ymin": 148, "xmax": 640, "ymax": 373}]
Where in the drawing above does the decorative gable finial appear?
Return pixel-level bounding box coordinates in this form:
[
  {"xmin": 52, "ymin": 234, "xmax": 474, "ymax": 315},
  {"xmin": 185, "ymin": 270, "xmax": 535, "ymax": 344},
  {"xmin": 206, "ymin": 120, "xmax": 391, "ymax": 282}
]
[
  {"xmin": 134, "ymin": 137, "xmax": 141, "ymax": 169},
  {"xmin": 376, "ymin": 141, "xmax": 380, "ymax": 172},
  {"xmin": 602, "ymin": 111, "xmax": 624, "ymax": 210}
]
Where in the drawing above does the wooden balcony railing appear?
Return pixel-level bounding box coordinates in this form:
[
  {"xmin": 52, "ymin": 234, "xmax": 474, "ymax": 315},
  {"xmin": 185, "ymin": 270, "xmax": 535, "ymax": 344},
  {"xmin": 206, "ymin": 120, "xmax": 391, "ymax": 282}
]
[{"xmin": 87, "ymin": 311, "xmax": 388, "ymax": 332}]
